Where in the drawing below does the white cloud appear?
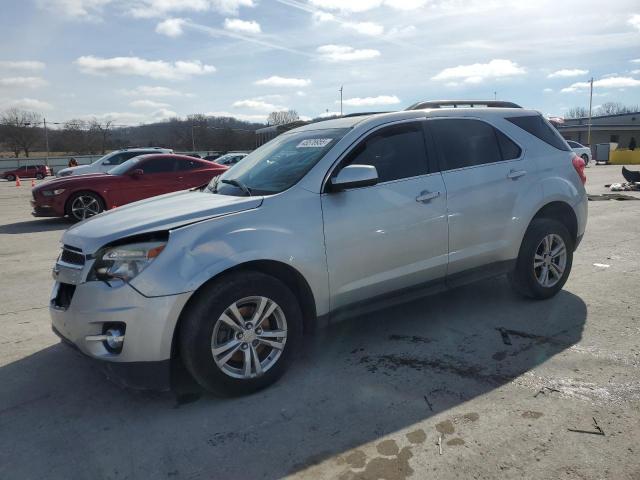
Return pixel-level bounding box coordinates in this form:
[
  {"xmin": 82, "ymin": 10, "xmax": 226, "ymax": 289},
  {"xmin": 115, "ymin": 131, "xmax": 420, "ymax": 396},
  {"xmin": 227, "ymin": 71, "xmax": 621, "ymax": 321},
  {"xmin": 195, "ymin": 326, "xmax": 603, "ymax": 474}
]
[
  {"xmin": 543, "ymin": 88, "xmax": 553, "ymax": 93},
  {"xmin": 206, "ymin": 110, "xmax": 267, "ymax": 122},
  {"xmin": 0, "ymin": 60, "xmax": 46, "ymax": 70},
  {"xmin": 387, "ymin": 25, "xmax": 416, "ymax": 38},
  {"xmin": 341, "ymin": 95, "xmax": 400, "ymax": 106},
  {"xmin": 317, "ymin": 45, "xmax": 381, "ymax": 62},
  {"xmin": 312, "ymin": 11, "xmax": 383, "ymax": 35},
  {"xmin": 156, "ymin": 18, "xmax": 187, "ymax": 37},
  {"xmin": 119, "ymin": 85, "xmax": 193, "ymax": 97},
  {"xmin": 308, "ymin": 0, "xmax": 427, "ymax": 12},
  {"xmin": 561, "ymin": 76, "xmax": 640, "ymax": 93},
  {"xmin": 3, "ymin": 98, "xmax": 53, "ymax": 110},
  {"xmin": 128, "ymin": 0, "xmax": 255, "ymax": 18},
  {"xmin": 631, "ymin": 69, "xmax": 640, "ymax": 75},
  {"xmin": 547, "ymin": 68, "xmax": 588, "ymax": 78},
  {"xmin": 36, "ymin": 0, "xmax": 113, "ymax": 19},
  {"xmin": 75, "ymin": 56, "xmax": 216, "ymax": 80},
  {"xmin": 83, "ymin": 109, "xmax": 177, "ymax": 123},
  {"xmin": 0, "ymin": 77, "xmax": 48, "ymax": 88},
  {"xmin": 130, "ymin": 99, "xmax": 171, "ymax": 108},
  {"xmin": 432, "ymin": 59, "xmax": 526, "ymax": 83},
  {"xmin": 255, "ymin": 76, "xmax": 311, "ymax": 87},
  {"xmin": 631, "ymin": 59, "xmax": 640, "ymax": 64},
  {"xmin": 629, "ymin": 14, "xmax": 640, "ymax": 31},
  {"xmin": 224, "ymin": 18, "xmax": 261, "ymax": 34},
  {"xmin": 233, "ymin": 99, "xmax": 286, "ymax": 111}
]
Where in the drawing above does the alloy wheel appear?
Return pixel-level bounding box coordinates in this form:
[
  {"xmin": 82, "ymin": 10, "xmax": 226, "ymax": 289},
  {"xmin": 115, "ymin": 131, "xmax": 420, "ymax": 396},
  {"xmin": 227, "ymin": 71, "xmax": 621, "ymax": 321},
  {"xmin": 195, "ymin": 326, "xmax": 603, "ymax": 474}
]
[
  {"xmin": 533, "ymin": 234, "xmax": 567, "ymax": 288},
  {"xmin": 211, "ymin": 296, "xmax": 287, "ymax": 379},
  {"xmin": 71, "ymin": 195, "xmax": 101, "ymax": 220}
]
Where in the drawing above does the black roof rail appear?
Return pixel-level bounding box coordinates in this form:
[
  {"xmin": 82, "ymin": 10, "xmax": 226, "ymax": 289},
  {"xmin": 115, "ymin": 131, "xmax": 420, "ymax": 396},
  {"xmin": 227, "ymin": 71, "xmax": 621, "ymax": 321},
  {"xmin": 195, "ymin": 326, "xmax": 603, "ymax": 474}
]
[
  {"xmin": 406, "ymin": 100, "xmax": 522, "ymax": 110},
  {"xmin": 341, "ymin": 111, "xmax": 390, "ymax": 118}
]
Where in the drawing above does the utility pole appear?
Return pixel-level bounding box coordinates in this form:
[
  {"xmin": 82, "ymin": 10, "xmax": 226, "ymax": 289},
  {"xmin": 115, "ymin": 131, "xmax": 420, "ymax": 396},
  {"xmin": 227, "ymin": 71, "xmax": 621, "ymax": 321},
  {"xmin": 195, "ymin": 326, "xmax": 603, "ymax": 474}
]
[
  {"xmin": 587, "ymin": 77, "xmax": 594, "ymax": 147},
  {"xmin": 191, "ymin": 124, "xmax": 196, "ymax": 152},
  {"xmin": 43, "ymin": 118, "xmax": 50, "ymax": 167},
  {"xmin": 339, "ymin": 85, "xmax": 343, "ymax": 116},
  {"xmin": 494, "ymin": 91, "xmax": 497, "ymax": 100}
]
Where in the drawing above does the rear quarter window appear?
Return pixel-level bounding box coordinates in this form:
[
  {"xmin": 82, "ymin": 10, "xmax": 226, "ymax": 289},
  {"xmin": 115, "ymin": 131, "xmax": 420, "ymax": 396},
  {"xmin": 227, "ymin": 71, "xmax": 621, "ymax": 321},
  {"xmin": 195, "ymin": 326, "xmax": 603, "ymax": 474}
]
[{"xmin": 507, "ymin": 115, "xmax": 570, "ymax": 151}]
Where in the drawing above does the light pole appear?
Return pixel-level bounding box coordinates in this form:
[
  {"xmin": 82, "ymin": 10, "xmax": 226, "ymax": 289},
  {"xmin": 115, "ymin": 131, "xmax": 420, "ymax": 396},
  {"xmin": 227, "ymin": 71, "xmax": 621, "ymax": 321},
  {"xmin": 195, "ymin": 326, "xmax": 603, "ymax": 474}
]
[
  {"xmin": 43, "ymin": 118, "xmax": 50, "ymax": 166},
  {"xmin": 587, "ymin": 77, "xmax": 594, "ymax": 147},
  {"xmin": 191, "ymin": 124, "xmax": 196, "ymax": 152},
  {"xmin": 339, "ymin": 85, "xmax": 343, "ymax": 116}
]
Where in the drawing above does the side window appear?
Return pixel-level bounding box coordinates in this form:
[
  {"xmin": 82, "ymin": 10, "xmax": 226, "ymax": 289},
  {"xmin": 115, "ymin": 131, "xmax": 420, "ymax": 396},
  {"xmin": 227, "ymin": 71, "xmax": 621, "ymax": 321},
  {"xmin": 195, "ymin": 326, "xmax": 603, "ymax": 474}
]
[
  {"xmin": 343, "ymin": 122, "xmax": 428, "ymax": 183},
  {"xmin": 177, "ymin": 159, "xmax": 201, "ymax": 171},
  {"xmin": 495, "ymin": 129, "xmax": 522, "ymax": 160},
  {"xmin": 120, "ymin": 152, "xmax": 144, "ymax": 164},
  {"xmin": 507, "ymin": 115, "xmax": 570, "ymax": 151},
  {"xmin": 430, "ymin": 119, "xmax": 502, "ymax": 170},
  {"xmin": 140, "ymin": 157, "xmax": 178, "ymax": 174}
]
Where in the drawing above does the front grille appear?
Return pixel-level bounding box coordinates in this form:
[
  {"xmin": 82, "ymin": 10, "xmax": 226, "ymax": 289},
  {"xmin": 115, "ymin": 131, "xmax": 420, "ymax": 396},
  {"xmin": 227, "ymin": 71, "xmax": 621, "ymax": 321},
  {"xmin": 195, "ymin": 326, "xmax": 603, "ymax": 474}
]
[
  {"xmin": 54, "ymin": 283, "xmax": 76, "ymax": 309},
  {"xmin": 60, "ymin": 248, "xmax": 85, "ymax": 266}
]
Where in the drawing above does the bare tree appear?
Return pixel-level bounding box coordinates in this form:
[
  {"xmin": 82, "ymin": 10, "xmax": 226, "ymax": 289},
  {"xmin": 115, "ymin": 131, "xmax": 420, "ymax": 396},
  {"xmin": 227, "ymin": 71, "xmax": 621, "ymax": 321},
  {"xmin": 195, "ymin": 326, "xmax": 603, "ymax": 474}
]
[
  {"xmin": 595, "ymin": 102, "xmax": 640, "ymax": 116},
  {"xmin": 564, "ymin": 106, "xmax": 589, "ymax": 119},
  {"xmin": 0, "ymin": 108, "xmax": 42, "ymax": 157},
  {"xmin": 61, "ymin": 119, "xmax": 89, "ymax": 154},
  {"xmin": 89, "ymin": 119, "xmax": 113, "ymax": 154},
  {"xmin": 267, "ymin": 110, "xmax": 300, "ymax": 126}
]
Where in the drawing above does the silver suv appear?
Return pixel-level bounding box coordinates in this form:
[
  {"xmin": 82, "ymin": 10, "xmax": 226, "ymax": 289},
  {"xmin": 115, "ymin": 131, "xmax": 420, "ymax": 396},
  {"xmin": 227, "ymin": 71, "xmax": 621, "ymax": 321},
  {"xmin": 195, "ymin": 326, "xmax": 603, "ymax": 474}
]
[
  {"xmin": 56, "ymin": 147, "xmax": 173, "ymax": 177},
  {"xmin": 50, "ymin": 102, "xmax": 588, "ymax": 395}
]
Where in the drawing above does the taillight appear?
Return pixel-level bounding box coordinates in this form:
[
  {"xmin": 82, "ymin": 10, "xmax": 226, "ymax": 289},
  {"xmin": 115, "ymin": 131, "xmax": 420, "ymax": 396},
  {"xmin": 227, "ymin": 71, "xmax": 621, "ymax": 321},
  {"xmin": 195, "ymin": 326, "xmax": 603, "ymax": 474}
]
[{"xmin": 572, "ymin": 155, "xmax": 586, "ymax": 185}]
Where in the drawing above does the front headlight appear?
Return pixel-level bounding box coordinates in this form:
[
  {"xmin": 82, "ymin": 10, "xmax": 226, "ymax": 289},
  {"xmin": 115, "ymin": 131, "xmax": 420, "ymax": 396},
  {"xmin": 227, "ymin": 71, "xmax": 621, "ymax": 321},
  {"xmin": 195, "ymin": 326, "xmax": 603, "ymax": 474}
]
[
  {"xmin": 42, "ymin": 188, "xmax": 66, "ymax": 196},
  {"xmin": 92, "ymin": 241, "xmax": 166, "ymax": 282}
]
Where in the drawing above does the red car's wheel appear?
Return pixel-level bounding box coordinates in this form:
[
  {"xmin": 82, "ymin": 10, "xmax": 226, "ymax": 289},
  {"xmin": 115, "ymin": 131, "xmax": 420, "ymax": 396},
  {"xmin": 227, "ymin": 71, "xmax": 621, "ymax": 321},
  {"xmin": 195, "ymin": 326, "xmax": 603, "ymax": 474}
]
[
  {"xmin": 66, "ymin": 192, "xmax": 105, "ymax": 222},
  {"xmin": 5, "ymin": 174, "xmax": 15, "ymax": 182}
]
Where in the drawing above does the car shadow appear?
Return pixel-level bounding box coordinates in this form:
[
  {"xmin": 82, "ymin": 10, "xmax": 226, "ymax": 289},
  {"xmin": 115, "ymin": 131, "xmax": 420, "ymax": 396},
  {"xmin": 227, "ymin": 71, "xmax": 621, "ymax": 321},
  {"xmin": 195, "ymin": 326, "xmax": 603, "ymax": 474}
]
[
  {"xmin": 0, "ymin": 218, "xmax": 70, "ymax": 234},
  {"xmin": 0, "ymin": 277, "xmax": 586, "ymax": 479}
]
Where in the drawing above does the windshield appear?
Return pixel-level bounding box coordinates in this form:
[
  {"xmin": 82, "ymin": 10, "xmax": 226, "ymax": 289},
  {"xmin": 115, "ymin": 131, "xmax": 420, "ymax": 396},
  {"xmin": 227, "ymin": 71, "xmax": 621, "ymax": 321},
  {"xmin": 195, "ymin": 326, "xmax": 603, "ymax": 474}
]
[
  {"xmin": 93, "ymin": 151, "xmax": 117, "ymax": 165},
  {"xmin": 208, "ymin": 128, "xmax": 347, "ymax": 196},
  {"xmin": 107, "ymin": 156, "xmax": 144, "ymax": 175}
]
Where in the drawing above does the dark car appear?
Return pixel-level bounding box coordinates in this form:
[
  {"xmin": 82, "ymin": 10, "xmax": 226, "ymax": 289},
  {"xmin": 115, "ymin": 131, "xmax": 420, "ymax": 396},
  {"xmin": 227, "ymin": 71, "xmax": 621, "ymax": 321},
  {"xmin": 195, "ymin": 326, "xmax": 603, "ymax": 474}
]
[
  {"xmin": 3, "ymin": 165, "xmax": 51, "ymax": 181},
  {"xmin": 31, "ymin": 154, "xmax": 227, "ymax": 221}
]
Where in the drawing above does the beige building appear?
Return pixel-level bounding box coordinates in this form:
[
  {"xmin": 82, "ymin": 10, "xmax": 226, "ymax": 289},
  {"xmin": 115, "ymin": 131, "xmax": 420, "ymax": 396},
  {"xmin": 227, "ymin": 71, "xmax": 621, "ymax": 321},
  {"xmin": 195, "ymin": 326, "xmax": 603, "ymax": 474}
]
[{"xmin": 556, "ymin": 112, "xmax": 640, "ymax": 148}]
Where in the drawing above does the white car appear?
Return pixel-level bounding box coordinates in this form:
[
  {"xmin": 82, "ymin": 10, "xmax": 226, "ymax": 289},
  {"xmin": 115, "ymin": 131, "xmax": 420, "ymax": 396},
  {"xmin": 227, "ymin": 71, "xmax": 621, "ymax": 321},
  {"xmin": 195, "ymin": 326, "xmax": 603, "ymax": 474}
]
[
  {"xmin": 567, "ymin": 141, "xmax": 592, "ymax": 166},
  {"xmin": 56, "ymin": 148, "xmax": 172, "ymax": 177},
  {"xmin": 214, "ymin": 152, "xmax": 248, "ymax": 166}
]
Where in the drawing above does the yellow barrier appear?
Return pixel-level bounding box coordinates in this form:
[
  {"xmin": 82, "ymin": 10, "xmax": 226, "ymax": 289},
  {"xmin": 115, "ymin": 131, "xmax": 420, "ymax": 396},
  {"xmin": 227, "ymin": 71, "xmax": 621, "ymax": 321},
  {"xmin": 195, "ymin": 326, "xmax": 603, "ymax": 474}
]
[{"xmin": 610, "ymin": 149, "xmax": 640, "ymax": 165}]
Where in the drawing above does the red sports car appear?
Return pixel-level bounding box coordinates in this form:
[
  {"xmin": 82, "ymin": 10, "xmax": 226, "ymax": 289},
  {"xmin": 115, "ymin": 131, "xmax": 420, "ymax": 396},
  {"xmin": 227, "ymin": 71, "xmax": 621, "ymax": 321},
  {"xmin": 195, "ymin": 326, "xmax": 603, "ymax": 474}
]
[
  {"xmin": 3, "ymin": 164, "xmax": 51, "ymax": 181},
  {"xmin": 31, "ymin": 154, "xmax": 227, "ymax": 221}
]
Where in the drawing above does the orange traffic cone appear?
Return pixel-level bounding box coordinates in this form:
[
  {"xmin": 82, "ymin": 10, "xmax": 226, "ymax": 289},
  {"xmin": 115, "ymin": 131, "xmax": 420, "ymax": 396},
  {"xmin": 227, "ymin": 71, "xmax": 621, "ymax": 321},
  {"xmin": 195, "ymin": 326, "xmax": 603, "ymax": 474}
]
[
  {"xmin": 15, "ymin": 176, "xmax": 21, "ymax": 187},
  {"xmin": 31, "ymin": 178, "xmax": 35, "ymax": 187}
]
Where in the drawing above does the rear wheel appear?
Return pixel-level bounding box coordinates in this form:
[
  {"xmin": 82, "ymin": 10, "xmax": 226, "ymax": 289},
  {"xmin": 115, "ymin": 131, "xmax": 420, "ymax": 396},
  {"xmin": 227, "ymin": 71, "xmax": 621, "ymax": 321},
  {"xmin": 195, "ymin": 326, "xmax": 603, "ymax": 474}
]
[
  {"xmin": 179, "ymin": 271, "xmax": 302, "ymax": 396},
  {"xmin": 36, "ymin": 173, "xmax": 44, "ymax": 180},
  {"xmin": 6, "ymin": 174, "xmax": 15, "ymax": 182},
  {"xmin": 66, "ymin": 191, "xmax": 104, "ymax": 222},
  {"xmin": 509, "ymin": 218, "xmax": 573, "ymax": 299},
  {"xmin": 581, "ymin": 154, "xmax": 589, "ymax": 166}
]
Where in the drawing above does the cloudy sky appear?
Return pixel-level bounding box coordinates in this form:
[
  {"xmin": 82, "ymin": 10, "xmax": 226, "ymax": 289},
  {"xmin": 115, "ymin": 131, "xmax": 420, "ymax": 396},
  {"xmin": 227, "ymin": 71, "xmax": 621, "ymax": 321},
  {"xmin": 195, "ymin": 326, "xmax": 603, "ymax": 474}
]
[{"xmin": 0, "ymin": 0, "xmax": 639, "ymax": 125}]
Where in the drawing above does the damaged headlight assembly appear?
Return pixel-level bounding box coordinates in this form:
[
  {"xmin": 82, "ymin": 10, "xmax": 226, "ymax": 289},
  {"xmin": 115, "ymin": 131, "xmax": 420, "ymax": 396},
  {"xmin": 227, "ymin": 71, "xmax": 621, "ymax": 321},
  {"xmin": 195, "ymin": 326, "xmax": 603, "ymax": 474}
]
[{"xmin": 90, "ymin": 241, "xmax": 166, "ymax": 282}]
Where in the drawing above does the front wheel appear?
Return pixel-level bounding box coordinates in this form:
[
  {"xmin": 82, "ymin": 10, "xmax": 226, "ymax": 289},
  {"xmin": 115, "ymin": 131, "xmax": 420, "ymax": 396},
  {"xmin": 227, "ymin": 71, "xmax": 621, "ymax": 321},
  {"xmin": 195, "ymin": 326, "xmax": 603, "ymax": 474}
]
[
  {"xmin": 179, "ymin": 271, "xmax": 303, "ymax": 396},
  {"xmin": 509, "ymin": 218, "xmax": 573, "ymax": 299},
  {"xmin": 66, "ymin": 191, "xmax": 104, "ymax": 222},
  {"xmin": 6, "ymin": 174, "xmax": 15, "ymax": 182},
  {"xmin": 36, "ymin": 173, "xmax": 44, "ymax": 180}
]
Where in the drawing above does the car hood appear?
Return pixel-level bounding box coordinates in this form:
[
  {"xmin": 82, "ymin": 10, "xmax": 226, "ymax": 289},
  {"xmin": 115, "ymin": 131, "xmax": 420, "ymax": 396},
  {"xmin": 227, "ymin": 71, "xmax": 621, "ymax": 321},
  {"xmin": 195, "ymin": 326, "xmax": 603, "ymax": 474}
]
[
  {"xmin": 57, "ymin": 164, "xmax": 95, "ymax": 176},
  {"xmin": 62, "ymin": 190, "xmax": 263, "ymax": 253},
  {"xmin": 34, "ymin": 173, "xmax": 110, "ymax": 192}
]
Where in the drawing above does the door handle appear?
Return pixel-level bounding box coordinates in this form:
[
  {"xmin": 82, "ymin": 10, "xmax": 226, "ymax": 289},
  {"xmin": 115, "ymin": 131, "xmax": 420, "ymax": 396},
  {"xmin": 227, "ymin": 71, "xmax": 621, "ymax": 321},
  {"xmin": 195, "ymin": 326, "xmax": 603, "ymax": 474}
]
[
  {"xmin": 416, "ymin": 191, "xmax": 440, "ymax": 203},
  {"xmin": 507, "ymin": 169, "xmax": 527, "ymax": 180}
]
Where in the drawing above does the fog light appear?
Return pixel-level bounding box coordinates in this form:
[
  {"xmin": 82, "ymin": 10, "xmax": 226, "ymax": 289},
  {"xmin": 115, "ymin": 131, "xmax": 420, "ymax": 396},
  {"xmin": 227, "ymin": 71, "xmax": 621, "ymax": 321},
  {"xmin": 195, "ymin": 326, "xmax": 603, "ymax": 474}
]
[{"xmin": 105, "ymin": 328, "xmax": 124, "ymax": 351}]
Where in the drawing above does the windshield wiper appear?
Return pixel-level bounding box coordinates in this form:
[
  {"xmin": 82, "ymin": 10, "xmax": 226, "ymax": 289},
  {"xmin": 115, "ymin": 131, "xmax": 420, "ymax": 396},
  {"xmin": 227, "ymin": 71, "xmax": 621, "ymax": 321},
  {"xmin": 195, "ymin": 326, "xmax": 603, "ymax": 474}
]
[{"xmin": 221, "ymin": 178, "xmax": 252, "ymax": 196}]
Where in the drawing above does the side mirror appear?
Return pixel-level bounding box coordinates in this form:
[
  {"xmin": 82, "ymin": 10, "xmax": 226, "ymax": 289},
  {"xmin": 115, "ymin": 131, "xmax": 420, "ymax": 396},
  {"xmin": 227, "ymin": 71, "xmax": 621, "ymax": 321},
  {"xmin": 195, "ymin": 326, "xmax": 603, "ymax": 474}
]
[
  {"xmin": 130, "ymin": 169, "xmax": 144, "ymax": 177},
  {"xmin": 330, "ymin": 164, "xmax": 378, "ymax": 191}
]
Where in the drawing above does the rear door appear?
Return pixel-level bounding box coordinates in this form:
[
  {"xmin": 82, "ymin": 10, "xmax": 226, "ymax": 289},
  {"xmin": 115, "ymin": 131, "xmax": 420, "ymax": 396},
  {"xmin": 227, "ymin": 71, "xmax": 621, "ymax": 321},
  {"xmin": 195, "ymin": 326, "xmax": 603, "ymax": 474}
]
[
  {"xmin": 177, "ymin": 158, "xmax": 221, "ymax": 187},
  {"xmin": 427, "ymin": 117, "xmax": 539, "ymax": 278},
  {"xmin": 111, "ymin": 156, "xmax": 181, "ymax": 205},
  {"xmin": 321, "ymin": 120, "xmax": 449, "ymax": 310}
]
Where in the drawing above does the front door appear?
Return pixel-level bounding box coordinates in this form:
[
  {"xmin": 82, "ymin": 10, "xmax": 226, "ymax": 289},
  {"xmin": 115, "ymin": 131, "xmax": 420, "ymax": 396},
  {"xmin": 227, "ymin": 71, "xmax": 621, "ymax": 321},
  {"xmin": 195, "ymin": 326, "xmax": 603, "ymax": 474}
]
[{"xmin": 321, "ymin": 121, "xmax": 449, "ymax": 311}]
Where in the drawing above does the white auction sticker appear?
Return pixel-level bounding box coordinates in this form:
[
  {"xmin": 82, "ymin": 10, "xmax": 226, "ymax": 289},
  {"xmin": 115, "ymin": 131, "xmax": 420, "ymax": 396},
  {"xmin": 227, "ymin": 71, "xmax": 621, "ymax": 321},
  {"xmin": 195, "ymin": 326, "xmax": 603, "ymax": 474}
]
[{"xmin": 297, "ymin": 138, "xmax": 332, "ymax": 148}]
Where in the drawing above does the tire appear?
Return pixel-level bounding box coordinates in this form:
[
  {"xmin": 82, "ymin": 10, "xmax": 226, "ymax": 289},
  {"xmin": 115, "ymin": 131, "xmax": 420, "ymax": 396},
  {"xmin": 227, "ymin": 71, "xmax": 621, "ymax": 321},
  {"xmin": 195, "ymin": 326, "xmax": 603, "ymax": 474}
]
[
  {"xmin": 179, "ymin": 271, "xmax": 303, "ymax": 396},
  {"xmin": 509, "ymin": 218, "xmax": 573, "ymax": 300},
  {"xmin": 6, "ymin": 174, "xmax": 15, "ymax": 182},
  {"xmin": 581, "ymin": 154, "xmax": 589, "ymax": 166},
  {"xmin": 36, "ymin": 173, "xmax": 44, "ymax": 180},
  {"xmin": 65, "ymin": 191, "xmax": 105, "ymax": 222}
]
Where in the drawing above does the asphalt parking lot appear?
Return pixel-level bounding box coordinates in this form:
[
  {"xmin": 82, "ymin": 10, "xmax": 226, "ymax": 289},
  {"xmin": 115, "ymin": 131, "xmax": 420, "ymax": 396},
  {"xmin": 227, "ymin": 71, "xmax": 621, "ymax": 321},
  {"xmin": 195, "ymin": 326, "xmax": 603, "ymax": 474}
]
[{"xmin": 1, "ymin": 165, "xmax": 639, "ymax": 480}]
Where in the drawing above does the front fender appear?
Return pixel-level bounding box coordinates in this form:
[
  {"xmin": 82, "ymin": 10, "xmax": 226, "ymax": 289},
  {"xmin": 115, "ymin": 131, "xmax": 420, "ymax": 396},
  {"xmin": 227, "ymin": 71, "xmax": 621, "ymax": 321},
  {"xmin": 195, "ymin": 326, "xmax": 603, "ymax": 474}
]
[{"xmin": 130, "ymin": 187, "xmax": 331, "ymax": 317}]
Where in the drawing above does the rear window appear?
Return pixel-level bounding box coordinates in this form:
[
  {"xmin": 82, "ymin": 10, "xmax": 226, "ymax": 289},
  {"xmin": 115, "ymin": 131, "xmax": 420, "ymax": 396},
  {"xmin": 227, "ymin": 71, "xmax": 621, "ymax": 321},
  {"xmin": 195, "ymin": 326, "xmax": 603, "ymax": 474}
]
[{"xmin": 507, "ymin": 115, "xmax": 570, "ymax": 151}]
